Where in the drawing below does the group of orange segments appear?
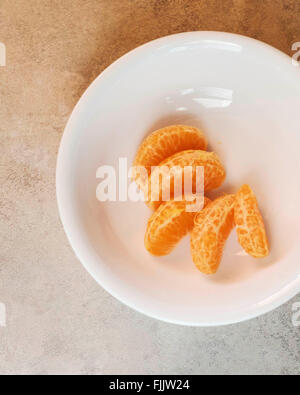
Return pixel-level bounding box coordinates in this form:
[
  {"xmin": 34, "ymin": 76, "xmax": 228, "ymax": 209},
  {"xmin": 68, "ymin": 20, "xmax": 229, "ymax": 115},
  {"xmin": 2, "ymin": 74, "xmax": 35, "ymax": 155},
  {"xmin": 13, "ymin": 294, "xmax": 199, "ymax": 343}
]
[{"xmin": 132, "ymin": 125, "xmax": 269, "ymax": 274}]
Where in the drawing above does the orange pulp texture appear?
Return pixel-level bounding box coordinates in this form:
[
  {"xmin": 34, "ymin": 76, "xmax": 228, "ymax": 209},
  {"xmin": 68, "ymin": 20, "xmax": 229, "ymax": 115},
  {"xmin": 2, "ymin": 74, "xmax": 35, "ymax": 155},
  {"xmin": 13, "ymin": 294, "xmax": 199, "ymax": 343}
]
[
  {"xmin": 234, "ymin": 184, "xmax": 269, "ymax": 258},
  {"xmin": 146, "ymin": 150, "xmax": 226, "ymax": 210},
  {"xmin": 145, "ymin": 197, "xmax": 211, "ymax": 256},
  {"xmin": 133, "ymin": 125, "xmax": 207, "ymax": 190},
  {"xmin": 190, "ymin": 194, "xmax": 236, "ymax": 274}
]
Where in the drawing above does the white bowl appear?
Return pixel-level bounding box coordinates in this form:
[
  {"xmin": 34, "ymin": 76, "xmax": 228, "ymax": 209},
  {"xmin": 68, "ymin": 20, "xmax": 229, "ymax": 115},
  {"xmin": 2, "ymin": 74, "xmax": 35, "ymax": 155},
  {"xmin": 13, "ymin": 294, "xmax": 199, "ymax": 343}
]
[{"xmin": 57, "ymin": 32, "xmax": 300, "ymax": 326}]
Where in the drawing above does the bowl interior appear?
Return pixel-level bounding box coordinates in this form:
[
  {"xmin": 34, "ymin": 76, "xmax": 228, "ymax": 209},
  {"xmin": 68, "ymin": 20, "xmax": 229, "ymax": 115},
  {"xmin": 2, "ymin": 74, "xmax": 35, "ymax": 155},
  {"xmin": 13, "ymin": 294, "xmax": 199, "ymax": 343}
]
[{"xmin": 57, "ymin": 32, "xmax": 300, "ymax": 325}]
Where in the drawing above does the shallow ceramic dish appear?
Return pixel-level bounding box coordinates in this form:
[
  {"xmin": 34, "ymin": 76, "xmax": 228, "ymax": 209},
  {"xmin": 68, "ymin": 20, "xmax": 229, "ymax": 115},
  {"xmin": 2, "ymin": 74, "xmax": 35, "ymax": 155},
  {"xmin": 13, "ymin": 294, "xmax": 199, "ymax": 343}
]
[{"xmin": 56, "ymin": 32, "xmax": 300, "ymax": 326}]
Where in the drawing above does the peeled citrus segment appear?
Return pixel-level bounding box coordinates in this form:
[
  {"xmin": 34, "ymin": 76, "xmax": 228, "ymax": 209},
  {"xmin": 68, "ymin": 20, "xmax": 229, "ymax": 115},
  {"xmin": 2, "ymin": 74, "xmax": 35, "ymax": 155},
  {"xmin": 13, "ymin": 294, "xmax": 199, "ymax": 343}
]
[
  {"xmin": 145, "ymin": 197, "xmax": 211, "ymax": 256},
  {"xmin": 190, "ymin": 195, "xmax": 235, "ymax": 274},
  {"xmin": 146, "ymin": 149, "xmax": 226, "ymax": 210},
  {"xmin": 133, "ymin": 125, "xmax": 207, "ymax": 190},
  {"xmin": 234, "ymin": 184, "xmax": 269, "ymax": 258}
]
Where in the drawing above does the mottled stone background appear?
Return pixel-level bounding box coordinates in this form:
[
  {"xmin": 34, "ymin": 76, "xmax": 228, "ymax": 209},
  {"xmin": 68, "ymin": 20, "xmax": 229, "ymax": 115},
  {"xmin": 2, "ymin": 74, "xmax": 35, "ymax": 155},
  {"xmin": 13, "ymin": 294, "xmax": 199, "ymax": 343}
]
[{"xmin": 0, "ymin": 0, "xmax": 299, "ymax": 375}]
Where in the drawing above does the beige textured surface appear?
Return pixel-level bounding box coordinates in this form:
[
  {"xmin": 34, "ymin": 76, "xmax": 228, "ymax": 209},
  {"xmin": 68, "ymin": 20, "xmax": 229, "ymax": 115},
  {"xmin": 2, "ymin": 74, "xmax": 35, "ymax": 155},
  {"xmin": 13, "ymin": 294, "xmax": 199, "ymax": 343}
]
[{"xmin": 0, "ymin": 0, "xmax": 299, "ymax": 375}]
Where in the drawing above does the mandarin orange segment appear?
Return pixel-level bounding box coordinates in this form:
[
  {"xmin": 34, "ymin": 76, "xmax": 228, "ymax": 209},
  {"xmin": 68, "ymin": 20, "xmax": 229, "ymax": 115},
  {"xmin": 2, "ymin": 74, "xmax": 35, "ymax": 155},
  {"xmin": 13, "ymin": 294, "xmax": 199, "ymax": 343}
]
[
  {"xmin": 190, "ymin": 195, "xmax": 236, "ymax": 274},
  {"xmin": 145, "ymin": 197, "xmax": 211, "ymax": 256},
  {"xmin": 146, "ymin": 149, "xmax": 226, "ymax": 210},
  {"xmin": 234, "ymin": 185, "xmax": 269, "ymax": 258},
  {"xmin": 133, "ymin": 125, "xmax": 207, "ymax": 190}
]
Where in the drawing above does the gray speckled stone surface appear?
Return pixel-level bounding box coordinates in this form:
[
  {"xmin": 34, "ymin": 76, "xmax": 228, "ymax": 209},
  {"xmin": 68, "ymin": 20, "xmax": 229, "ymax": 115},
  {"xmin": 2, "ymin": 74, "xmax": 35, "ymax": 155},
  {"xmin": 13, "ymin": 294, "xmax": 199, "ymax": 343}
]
[{"xmin": 0, "ymin": 0, "xmax": 299, "ymax": 375}]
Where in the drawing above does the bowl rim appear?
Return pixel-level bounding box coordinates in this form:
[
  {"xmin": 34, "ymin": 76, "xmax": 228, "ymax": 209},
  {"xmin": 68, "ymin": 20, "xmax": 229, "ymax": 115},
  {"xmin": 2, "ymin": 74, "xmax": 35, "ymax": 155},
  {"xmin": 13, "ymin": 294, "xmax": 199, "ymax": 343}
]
[{"xmin": 56, "ymin": 31, "xmax": 300, "ymax": 326}]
